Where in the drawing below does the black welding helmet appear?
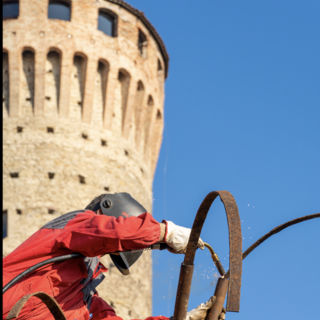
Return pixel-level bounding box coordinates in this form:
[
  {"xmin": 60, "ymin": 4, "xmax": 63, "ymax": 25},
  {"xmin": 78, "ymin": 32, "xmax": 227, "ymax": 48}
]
[{"xmin": 100, "ymin": 193, "xmax": 147, "ymax": 276}]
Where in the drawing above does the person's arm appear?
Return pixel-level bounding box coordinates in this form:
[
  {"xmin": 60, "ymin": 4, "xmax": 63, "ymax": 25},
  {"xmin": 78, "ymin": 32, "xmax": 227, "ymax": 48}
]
[
  {"xmin": 54, "ymin": 211, "xmax": 202, "ymax": 257},
  {"xmin": 55, "ymin": 211, "xmax": 162, "ymax": 257}
]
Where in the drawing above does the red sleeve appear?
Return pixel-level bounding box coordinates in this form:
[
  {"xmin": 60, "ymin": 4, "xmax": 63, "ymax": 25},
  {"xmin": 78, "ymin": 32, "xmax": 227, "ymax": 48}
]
[
  {"xmin": 90, "ymin": 292, "xmax": 169, "ymax": 320},
  {"xmin": 53, "ymin": 212, "xmax": 161, "ymax": 257}
]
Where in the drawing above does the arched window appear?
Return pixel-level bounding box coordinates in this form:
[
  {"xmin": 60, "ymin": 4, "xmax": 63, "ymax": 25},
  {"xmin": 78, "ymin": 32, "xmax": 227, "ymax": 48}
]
[
  {"xmin": 98, "ymin": 10, "xmax": 117, "ymax": 37},
  {"xmin": 45, "ymin": 50, "xmax": 61, "ymax": 117},
  {"xmin": 92, "ymin": 60, "xmax": 109, "ymax": 127},
  {"xmin": 48, "ymin": 1, "xmax": 71, "ymax": 21},
  {"xmin": 138, "ymin": 29, "xmax": 148, "ymax": 58},
  {"xmin": 21, "ymin": 50, "xmax": 35, "ymax": 116},
  {"xmin": 3, "ymin": 1, "xmax": 19, "ymax": 20},
  {"xmin": 3, "ymin": 51, "xmax": 10, "ymax": 116},
  {"xmin": 118, "ymin": 69, "xmax": 131, "ymax": 129},
  {"xmin": 133, "ymin": 81, "xmax": 145, "ymax": 145},
  {"xmin": 144, "ymin": 95, "xmax": 154, "ymax": 148},
  {"xmin": 70, "ymin": 54, "xmax": 87, "ymax": 122}
]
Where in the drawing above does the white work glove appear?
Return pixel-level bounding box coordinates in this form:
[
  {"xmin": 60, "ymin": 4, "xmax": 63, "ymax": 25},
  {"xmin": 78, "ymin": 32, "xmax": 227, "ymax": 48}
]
[
  {"xmin": 219, "ymin": 307, "xmax": 227, "ymax": 320},
  {"xmin": 186, "ymin": 296, "xmax": 216, "ymax": 320},
  {"xmin": 163, "ymin": 220, "xmax": 205, "ymax": 254},
  {"xmin": 169, "ymin": 297, "xmax": 226, "ymax": 320}
]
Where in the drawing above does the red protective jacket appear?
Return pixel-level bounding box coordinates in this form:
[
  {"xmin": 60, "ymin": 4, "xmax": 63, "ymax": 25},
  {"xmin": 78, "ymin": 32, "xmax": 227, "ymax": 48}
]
[{"xmin": 3, "ymin": 209, "xmax": 169, "ymax": 320}]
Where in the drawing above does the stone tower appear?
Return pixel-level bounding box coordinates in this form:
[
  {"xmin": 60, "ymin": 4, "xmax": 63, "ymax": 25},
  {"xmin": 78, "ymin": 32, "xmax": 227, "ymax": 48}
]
[{"xmin": 3, "ymin": 0, "xmax": 168, "ymax": 318}]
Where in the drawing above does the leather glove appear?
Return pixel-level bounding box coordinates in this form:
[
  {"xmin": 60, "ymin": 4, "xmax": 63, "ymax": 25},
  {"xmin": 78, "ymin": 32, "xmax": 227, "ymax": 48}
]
[
  {"xmin": 219, "ymin": 307, "xmax": 226, "ymax": 320},
  {"xmin": 163, "ymin": 220, "xmax": 205, "ymax": 254},
  {"xmin": 186, "ymin": 296, "xmax": 216, "ymax": 320}
]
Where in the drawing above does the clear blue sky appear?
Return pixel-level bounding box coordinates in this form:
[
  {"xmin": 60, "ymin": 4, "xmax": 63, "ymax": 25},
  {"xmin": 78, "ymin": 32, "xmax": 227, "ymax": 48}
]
[{"xmin": 128, "ymin": 1, "xmax": 320, "ymax": 319}]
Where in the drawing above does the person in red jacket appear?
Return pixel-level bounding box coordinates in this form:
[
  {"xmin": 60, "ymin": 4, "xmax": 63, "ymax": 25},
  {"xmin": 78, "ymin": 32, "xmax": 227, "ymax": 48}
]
[{"xmin": 3, "ymin": 193, "xmax": 225, "ymax": 320}]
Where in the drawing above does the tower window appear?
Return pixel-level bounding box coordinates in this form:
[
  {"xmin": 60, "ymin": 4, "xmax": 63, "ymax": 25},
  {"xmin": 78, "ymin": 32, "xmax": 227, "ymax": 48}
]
[
  {"xmin": 10, "ymin": 172, "xmax": 19, "ymax": 178},
  {"xmin": 48, "ymin": 172, "xmax": 55, "ymax": 179},
  {"xmin": 79, "ymin": 175, "xmax": 85, "ymax": 184},
  {"xmin": 138, "ymin": 29, "xmax": 148, "ymax": 58},
  {"xmin": 3, "ymin": 1, "xmax": 19, "ymax": 20},
  {"xmin": 98, "ymin": 10, "xmax": 116, "ymax": 37},
  {"xmin": 48, "ymin": 1, "xmax": 71, "ymax": 21},
  {"xmin": 3, "ymin": 210, "xmax": 8, "ymax": 238},
  {"xmin": 157, "ymin": 59, "xmax": 163, "ymax": 71}
]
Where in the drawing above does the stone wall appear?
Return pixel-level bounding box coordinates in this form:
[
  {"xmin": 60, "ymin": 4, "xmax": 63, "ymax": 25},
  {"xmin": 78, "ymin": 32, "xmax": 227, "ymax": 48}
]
[{"xmin": 3, "ymin": 0, "xmax": 167, "ymax": 318}]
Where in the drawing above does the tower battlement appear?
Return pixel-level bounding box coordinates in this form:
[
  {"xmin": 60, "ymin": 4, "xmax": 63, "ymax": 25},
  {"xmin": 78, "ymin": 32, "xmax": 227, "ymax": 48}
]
[{"xmin": 3, "ymin": 0, "xmax": 168, "ymax": 318}]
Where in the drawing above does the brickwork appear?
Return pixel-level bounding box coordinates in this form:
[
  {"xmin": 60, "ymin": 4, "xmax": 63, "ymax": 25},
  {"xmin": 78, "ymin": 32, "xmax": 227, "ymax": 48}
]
[{"xmin": 3, "ymin": 0, "xmax": 167, "ymax": 318}]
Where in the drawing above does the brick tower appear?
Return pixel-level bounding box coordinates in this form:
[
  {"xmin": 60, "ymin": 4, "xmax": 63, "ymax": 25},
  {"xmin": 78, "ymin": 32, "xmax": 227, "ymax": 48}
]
[{"xmin": 3, "ymin": 0, "xmax": 168, "ymax": 318}]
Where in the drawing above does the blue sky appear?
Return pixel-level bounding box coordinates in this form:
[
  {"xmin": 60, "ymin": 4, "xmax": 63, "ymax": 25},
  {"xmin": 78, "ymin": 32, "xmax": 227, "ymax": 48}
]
[{"xmin": 127, "ymin": 1, "xmax": 320, "ymax": 319}]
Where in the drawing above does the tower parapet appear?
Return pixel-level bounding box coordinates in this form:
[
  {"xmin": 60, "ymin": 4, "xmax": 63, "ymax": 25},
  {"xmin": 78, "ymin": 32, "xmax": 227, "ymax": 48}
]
[{"xmin": 3, "ymin": 0, "xmax": 168, "ymax": 318}]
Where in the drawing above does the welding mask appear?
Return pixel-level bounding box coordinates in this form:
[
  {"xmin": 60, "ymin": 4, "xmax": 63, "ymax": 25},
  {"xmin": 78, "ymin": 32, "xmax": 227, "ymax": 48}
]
[{"xmin": 99, "ymin": 193, "xmax": 147, "ymax": 275}]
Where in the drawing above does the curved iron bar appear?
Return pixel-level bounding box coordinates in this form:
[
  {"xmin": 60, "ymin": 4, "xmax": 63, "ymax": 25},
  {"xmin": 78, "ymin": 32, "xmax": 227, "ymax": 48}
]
[
  {"xmin": 173, "ymin": 191, "xmax": 242, "ymax": 320},
  {"xmin": 6, "ymin": 292, "xmax": 66, "ymax": 320}
]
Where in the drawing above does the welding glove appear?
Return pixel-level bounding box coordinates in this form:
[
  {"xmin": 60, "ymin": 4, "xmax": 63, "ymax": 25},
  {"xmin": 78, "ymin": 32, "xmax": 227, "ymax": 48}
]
[
  {"xmin": 219, "ymin": 307, "xmax": 227, "ymax": 320},
  {"xmin": 185, "ymin": 296, "xmax": 216, "ymax": 320},
  {"xmin": 163, "ymin": 220, "xmax": 205, "ymax": 254}
]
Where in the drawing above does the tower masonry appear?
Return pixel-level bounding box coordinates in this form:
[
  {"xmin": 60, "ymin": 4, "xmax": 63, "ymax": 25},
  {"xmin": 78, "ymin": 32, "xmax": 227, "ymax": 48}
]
[{"xmin": 3, "ymin": 0, "xmax": 168, "ymax": 318}]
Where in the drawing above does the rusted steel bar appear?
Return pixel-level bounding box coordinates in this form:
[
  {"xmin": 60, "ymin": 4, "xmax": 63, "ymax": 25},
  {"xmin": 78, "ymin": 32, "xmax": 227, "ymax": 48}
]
[
  {"xmin": 206, "ymin": 278, "xmax": 229, "ymax": 320},
  {"xmin": 173, "ymin": 190, "xmax": 242, "ymax": 320},
  {"xmin": 6, "ymin": 292, "xmax": 67, "ymax": 320},
  {"xmin": 173, "ymin": 264, "xmax": 195, "ymax": 320},
  {"xmin": 224, "ymin": 212, "xmax": 320, "ymax": 279}
]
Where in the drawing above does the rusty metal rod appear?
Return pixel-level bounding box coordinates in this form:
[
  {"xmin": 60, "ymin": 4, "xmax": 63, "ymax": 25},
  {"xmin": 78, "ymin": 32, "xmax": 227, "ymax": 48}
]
[
  {"xmin": 225, "ymin": 212, "xmax": 320, "ymax": 279},
  {"xmin": 206, "ymin": 278, "xmax": 229, "ymax": 320},
  {"xmin": 173, "ymin": 264, "xmax": 195, "ymax": 320}
]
